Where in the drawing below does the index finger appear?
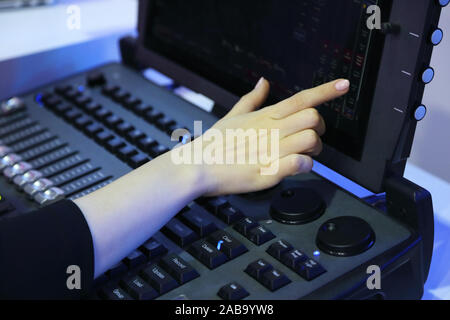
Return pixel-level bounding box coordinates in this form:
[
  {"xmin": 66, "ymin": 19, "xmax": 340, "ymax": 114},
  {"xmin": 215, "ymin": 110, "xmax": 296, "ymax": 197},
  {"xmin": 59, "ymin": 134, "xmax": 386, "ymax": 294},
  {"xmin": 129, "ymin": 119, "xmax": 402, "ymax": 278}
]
[{"xmin": 271, "ymin": 79, "xmax": 350, "ymax": 119}]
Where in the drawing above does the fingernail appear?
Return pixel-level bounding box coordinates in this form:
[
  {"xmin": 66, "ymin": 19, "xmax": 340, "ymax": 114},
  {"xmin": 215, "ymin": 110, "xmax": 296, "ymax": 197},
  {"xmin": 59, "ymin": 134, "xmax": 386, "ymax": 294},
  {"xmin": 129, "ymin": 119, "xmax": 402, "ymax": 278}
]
[
  {"xmin": 335, "ymin": 79, "xmax": 350, "ymax": 91},
  {"xmin": 255, "ymin": 77, "xmax": 264, "ymax": 89}
]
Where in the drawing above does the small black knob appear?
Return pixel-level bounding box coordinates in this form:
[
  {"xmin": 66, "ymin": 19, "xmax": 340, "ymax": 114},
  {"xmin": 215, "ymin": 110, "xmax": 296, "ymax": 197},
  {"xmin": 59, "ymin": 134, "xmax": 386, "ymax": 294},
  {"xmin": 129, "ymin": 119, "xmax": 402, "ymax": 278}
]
[
  {"xmin": 316, "ymin": 216, "xmax": 375, "ymax": 257},
  {"xmin": 270, "ymin": 188, "xmax": 326, "ymax": 225}
]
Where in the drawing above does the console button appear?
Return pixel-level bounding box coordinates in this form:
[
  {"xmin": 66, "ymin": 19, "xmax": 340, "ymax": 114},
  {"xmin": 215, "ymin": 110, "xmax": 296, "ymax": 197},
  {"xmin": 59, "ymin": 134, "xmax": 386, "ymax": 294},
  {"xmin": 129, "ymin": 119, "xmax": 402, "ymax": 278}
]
[
  {"xmin": 117, "ymin": 145, "xmax": 138, "ymax": 160},
  {"xmin": 234, "ymin": 217, "xmax": 259, "ymax": 236},
  {"xmin": 188, "ymin": 240, "xmax": 228, "ymax": 269},
  {"xmin": 105, "ymin": 115, "xmax": 123, "ymax": 128},
  {"xmin": 0, "ymin": 154, "xmax": 23, "ymax": 170},
  {"xmin": 266, "ymin": 240, "xmax": 293, "ymax": 260},
  {"xmin": 23, "ymin": 178, "xmax": 54, "ymax": 197},
  {"xmin": 87, "ymin": 72, "xmax": 106, "ymax": 87},
  {"xmin": 159, "ymin": 254, "xmax": 200, "ymax": 284},
  {"xmin": 106, "ymin": 137, "xmax": 126, "ymax": 152},
  {"xmin": 126, "ymin": 129, "xmax": 146, "ymax": 143},
  {"xmin": 129, "ymin": 153, "xmax": 150, "ymax": 168},
  {"xmin": 95, "ymin": 131, "xmax": 114, "ymax": 145},
  {"xmin": 201, "ymin": 197, "xmax": 229, "ymax": 215},
  {"xmin": 13, "ymin": 170, "xmax": 43, "ymax": 188},
  {"xmin": 149, "ymin": 144, "xmax": 169, "ymax": 157},
  {"xmin": 245, "ymin": 259, "xmax": 273, "ymax": 280},
  {"xmin": 99, "ymin": 285, "xmax": 133, "ymax": 300},
  {"xmin": 162, "ymin": 218, "xmax": 199, "ymax": 247},
  {"xmin": 207, "ymin": 230, "xmax": 248, "ymax": 259},
  {"xmin": 246, "ymin": 225, "xmax": 275, "ymax": 246},
  {"xmin": 140, "ymin": 264, "xmax": 179, "ymax": 294},
  {"xmin": 102, "ymin": 84, "xmax": 120, "ymax": 96},
  {"xmin": 84, "ymin": 123, "xmax": 104, "ymax": 137},
  {"xmin": 316, "ymin": 216, "xmax": 375, "ymax": 257},
  {"xmin": 217, "ymin": 205, "xmax": 244, "ymax": 224},
  {"xmin": 439, "ymin": 0, "xmax": 449, "ymax": 7},
  {"xmin": 123, "ymin": 250, "xmax": 147, "ymax": 268},
  {"xmin": 119, "ymin": 275, "xmax": 158, "ymax": 300},
  {"xmin": 421, "ymin": 67, "xmax": 435, "ymax": 84},
  {"xmin": 281, "ymin": 249, "xmax": 308, "ymax": 269},
  {"xmin": 270, "ymin": 187, "xmax": 326, "ymax": 224},
  {"xmin": 116, "ymin": 122, "xmax": 135, "ymax": 136},
  {"xmin": 140, "ymin": 238, "xmax": 168, "ymax": 259},
  {"xmin": 218, "ymin": 282, "xmax": 249, "ymax": 300},
  {"xmin": 3, "ymin": 162, "xmax": 32, "ymax": 180},
  {"xmin": 297, "ymin": 258, "xmax": 326, "ymax": 281},
  {"xmin": 123, "ymin": 96, "xmax": 142, "ymax": 109},
  {"xmin": 414, "ymin": 105, "xmax": 427, "ymax": 121},
  {"xmin": 138, "ymin": 137, "xmax": 158, "ymax": 152},
  {"xmin": 430, "ymin": 28, "xmax": 443, "ymax": 45},
  {"xmin": 1, "ymin": 97, "xmax": 26, "ymax": 115},
  {"xmin": 33, "ymin": 187, "xmax": 65, "ymax": 205},
  {"xmin": 180, "ymin": 205, "xmax": 218, "ymax": 237},
  {"xmin": 260, "ymin": 269, "xmax": 291, "ymax": 291}
]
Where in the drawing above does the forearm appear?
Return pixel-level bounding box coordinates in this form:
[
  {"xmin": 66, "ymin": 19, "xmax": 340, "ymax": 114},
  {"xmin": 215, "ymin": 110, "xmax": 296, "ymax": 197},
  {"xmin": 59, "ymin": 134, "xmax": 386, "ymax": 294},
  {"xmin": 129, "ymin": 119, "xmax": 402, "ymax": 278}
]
[{"xmin": 74, "ymin": 151, "xmax": 206, "ymax": 278}]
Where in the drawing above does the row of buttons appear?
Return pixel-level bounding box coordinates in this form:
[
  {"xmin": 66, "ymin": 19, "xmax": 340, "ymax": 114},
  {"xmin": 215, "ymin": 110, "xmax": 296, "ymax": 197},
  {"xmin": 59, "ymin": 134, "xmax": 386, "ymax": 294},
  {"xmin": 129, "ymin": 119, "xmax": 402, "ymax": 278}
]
[
  {"xmin": 99, "ymin": 238, "xmax": 200, "ymax": 300},
  {"xmin": 267, "ymin": 240, "xmax": 326, "ymax": 281},
  {"xmin": 98, "ymin": 78, "xmax": 183, "ymax": 137},
  {"xmin": 0, "ymin": 143, "xmax": 65, "ymax": 205},
  {"xmin": 41, "ymin": 87, "xmax": 169, "ymax": 169}
]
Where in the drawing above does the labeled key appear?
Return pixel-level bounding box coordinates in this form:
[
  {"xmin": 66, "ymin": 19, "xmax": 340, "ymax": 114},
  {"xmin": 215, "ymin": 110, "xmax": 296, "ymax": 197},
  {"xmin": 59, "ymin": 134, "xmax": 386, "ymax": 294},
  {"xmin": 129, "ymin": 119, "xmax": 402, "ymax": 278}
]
[
  {"xmin": 266, "ymin": 240, "xmax": 293, "ymax": 260},
  {"xmin": 246, "ymin": 225, "xmax": 275, "ymax": 246},
  {"xmin": 218, "ymin": 282, "xmax": 250, "ymax": 300},
  {"xmin": 207, "ymin": 230, "xmax": 248, "ymax": 259},
  {"xmin": 260, "ymin": 269, "xmax": 291, "ymax": 291},
  {"xmin": 188, "ymin": 240, "xmax": 228, "ymax": 269},
  {"xmin": 180, "ymin": 205, "xmax": 218, "ymax": 237},
  {"xmin": 245, "ymin": 259, "xmax": 273, "ymax": 281},
  {"xmin": 140, "ymin": 264, "xmax": 179, "ymax": 294},
  {"xmin": 159, "ymin": 254, "xmax": 200, "ymax": 284},
  {"xmin": 162, "ymin": 218, "xmax": 198, "ymax": 247},
  {"xmin": 119, "ymin": 275, "xmax": 158, "ymax": 300}
]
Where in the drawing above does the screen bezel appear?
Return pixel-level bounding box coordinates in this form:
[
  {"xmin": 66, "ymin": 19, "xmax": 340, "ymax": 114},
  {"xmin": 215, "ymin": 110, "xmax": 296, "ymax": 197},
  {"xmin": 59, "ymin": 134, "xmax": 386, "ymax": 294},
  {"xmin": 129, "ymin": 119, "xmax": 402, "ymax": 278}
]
[{"xmin": 135, "ymin": 0, "xmax": 442, "ymax": 193}]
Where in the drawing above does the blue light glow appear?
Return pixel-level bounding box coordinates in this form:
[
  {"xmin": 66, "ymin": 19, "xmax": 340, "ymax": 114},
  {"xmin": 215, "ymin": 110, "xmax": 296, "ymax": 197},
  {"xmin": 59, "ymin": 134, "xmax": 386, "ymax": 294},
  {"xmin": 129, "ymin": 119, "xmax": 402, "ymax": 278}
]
[
  {"xmin": 78, "ymin": 85, "xmax": 85, "ymax": 92},
  {"xmin": 217, "ymin": 240, "xmax": 224, "ymax": 250},
  {"xmin": 313, "ymin": 251, "xmax": 321, "ymax": 257}
]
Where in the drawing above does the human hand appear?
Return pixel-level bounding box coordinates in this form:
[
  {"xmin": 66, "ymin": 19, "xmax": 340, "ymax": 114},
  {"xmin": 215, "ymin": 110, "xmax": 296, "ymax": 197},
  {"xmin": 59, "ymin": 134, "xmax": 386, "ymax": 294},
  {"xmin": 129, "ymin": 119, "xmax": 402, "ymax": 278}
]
[{"xmin": 172, "ymin": 78, "xmax": 350, "ymax": 196}]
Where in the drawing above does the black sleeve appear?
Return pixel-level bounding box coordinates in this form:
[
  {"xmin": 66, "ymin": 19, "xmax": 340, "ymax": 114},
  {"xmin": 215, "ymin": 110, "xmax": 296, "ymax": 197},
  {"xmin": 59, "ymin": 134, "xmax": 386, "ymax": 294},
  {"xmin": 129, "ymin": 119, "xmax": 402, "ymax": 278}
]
[{"xmin": 0, "ymin": 200, "xmax": 95, "ymax": 299}]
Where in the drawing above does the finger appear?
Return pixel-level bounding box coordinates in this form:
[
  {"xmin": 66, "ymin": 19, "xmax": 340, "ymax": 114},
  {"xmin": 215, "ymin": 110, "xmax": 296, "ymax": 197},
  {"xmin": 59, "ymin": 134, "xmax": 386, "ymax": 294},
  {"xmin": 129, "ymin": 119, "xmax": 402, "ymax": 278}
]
[
  {"xmin": 278, "ymin": 107, "xmax": 326, "ymax": 138},
  {"xmin": 224, "ymin": 77, "xmax": 270, "ymax": 119},
  {"xmin": 261, "ymin": 154, "xmax": 313, "ymax": 179},
  {"xmin": 279, "ymin": 129, "xmax": 323, "ymax": 158},
  {"xmin": 271, "ymin": 79, "xmax": 350, "ymax": 119}
]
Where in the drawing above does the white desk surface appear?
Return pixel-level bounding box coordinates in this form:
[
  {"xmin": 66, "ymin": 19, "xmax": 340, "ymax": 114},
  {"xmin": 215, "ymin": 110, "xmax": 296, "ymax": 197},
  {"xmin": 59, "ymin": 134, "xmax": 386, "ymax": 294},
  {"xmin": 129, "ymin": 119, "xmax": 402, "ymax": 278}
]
[{"xmin": 1, "ymin": 0, "xmax": 449, "ymax": 300}]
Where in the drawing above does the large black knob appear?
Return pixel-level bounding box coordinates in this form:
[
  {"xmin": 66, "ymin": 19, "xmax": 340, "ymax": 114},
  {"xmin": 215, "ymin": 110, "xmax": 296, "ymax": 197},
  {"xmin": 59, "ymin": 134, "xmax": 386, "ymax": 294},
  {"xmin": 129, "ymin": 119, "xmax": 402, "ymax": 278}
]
[
  {"xmin": 270, "ymin": 188, "xmax": 326, "ymax": 225},
  {"xmin": 316, "ymin": 216, "xmax": 375, "ymax": 257}
]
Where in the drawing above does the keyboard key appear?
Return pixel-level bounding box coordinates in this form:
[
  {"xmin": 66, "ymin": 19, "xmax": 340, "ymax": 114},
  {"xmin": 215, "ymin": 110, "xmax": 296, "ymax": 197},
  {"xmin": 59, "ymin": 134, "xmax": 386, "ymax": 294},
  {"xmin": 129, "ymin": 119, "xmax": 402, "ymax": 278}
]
[
  {"xmin": 117, "ymin": 145, "xmax": 138, "ymax": 160},
  {"xmin": 54, "ymin": 104, "xmax": 72, "ymax": 115},
  {"xmin": 63, "ymin": 109, "xmax": 82, "ymax": 122},
  {"xmin": 84, "ymin": 101, "xmax": 102, "ymax": 114},
  {"xmin": 260, "ymin": 269, "xmax": 291, "ymax": 291},
  {"xmin": 87, "ymin": 72, "xmax": 106, "ymax": 87},
  {"xmin": 64, "ymin": 88, "xmax": 82, "ymax": 101},
  {"xmin": 94, "ymin": 108, "xmax": 112, "ymax": 121},
  {"xmin": 95, "ymin": 131, "xmax": 114, "ymax": 145},
  {"xmin": 106, "ymin": 261, "xmax": 128, "ymax": 278},
  {"xmin": 246, "ymin": 225, "xmax": 275, "ymax": 246},
  {"xmin": 217, "ymin": 205, "xmax": 244, "ymax": 224},
  {"xmin": 297, "ymin": 258, "xmax": 326, "ymax": 281},
  {"xmin": 218, "ymin": 282, "xmax": 250, "ymax": 300},
  {"xmin": 280, "ymin": 249, "xmax": 308, "ymax": 270},
  {"xmin": 234, "ymin": 217, "xmax": 259, "ymax": 236},
  {"xmin": 122, "ymin": 96, "xmax": 142, "ymax": 109},
  {"xmin": 123, "ymin": 250, "xmax": 147, "ymax": 269},
  {"xmin": 105, "ymin": 114, "xmax": 123, "ymax": 128},
  {"xmin": 112, "ymin": 89, "xmax": 130, "ymax": 102},
  {"xmin": 84, "ymin": 122, "xmax": 104, "ymax": 137},
  {"xmin": 144, "ymin": 109, "xmax": 164, "ymax": 123},
  {"xmin": 74, "ymin": 95, "xmax": 92, "ymax": 108},
  {"xmin": 207, "ymin": 230, "xmax": 248, "ymax": 259},
  {"xmin": 106, "ymin": 137, "xmax": 126, "ymax": 152},
  {"xmin": 119, "ymin": 275, "xmax": 158, "ymax": 300},
  {"xmin": 245, "ymin": 259, "xmax": 273, "ymax": 281},
  {"xmin": 188, "ymin": 240, "xmax": 228, "ymax": 269},
  {"xmin": 116, "ymin": 122, "xmax": 135, "ymax": 136},
  {"xmin": 159, "ymin": 254, "xmax": 200, "ymax": 284},
  {"xmin": 138, "ymin": 137, "xmax": 158, "ymax": 152},
  {"xmin": 133, "ymin": 104, "xmax": 152, "ymax": 115},
  {"xmin": 99, "ymin": 284, "xmax": 133, "ymax": 300},
  {"xmin": 202, "ymin": 197, "xmax": 229, "ymax": 215},
  {"xmin": 126, "ymin": 129, "xmax": 146, "ymax": 143},
  {"xmin": 266, "ymin": 240, "xmax": 294, "ymax": 260},
  {"xmin": 148, "ymin": 144, "xmax": 169, "ymax": 157},
  {"xmin": 162, "ymin": 218, "xmax": 198, "ymax": 247},
  {"xmin": 74, "ymin": 116, "xmax": 93, "ymax": 129},
  {"xmin": 155, "ymin": 116, "xmax": 176, "ymax": 131},
  {"xmin": 54, "ymin": 84, "xmax": 72, "ymax": 94},
  {"xmin": 140, "ymin": 264, "xmax": 179, "ymax": 294},
  {"xmin": 180, "ymin": 205, "xmax": 218, "ymax": 237},
  {"xmin": 140, "ymin": 238, "xmax": 168, "ymax": 259},
  {"xmin": 102, "ymin": 84, "xmax": 120, "ymax": 96},
  {"xmin": 129, "ymin": 153, "xmax": 150, "ymax": 168}
]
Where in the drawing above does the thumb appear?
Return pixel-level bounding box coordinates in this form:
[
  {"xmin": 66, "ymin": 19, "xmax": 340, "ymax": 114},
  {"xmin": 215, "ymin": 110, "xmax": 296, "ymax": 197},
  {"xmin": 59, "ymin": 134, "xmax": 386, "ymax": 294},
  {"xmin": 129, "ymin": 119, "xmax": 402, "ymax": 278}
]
[{"xmin": 224, "ymin": 77, "xmax": 270, "ymax": 119}]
